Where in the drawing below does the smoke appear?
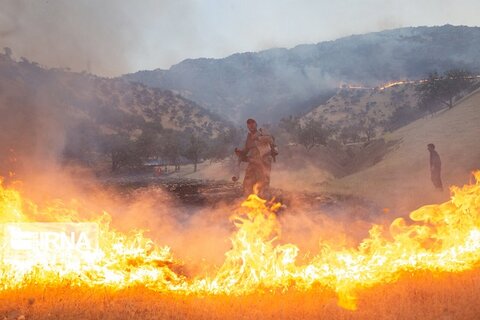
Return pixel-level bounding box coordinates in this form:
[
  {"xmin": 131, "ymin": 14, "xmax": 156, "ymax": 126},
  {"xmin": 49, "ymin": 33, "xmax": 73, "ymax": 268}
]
[
  {"xmin": 10, "ymin": 163, "xmax": 383, "ymax": 279},
  {"xmin": 0, "ymin": 63, "xmax": 231, "ymax": 276},
  {"xmin": 0, "ymin": 53, "xmax": 99, "ymax": 179},
  {"xmin": 0, "ymin": 76, "xmax": 66, "ymax": 175},
  {"xmin": 0, "ymin": 0, "xmax": 199, "ymax": 76},
  {"xmin": 98, "ymin": 186, "xmax": 236, "ymax": 273},
  {"xmin": 2, "ymin": 0, "xmax": 480, "ymax": 77},
  {"xmin": 1, "ymin": 0, "xmax": 478, "ymax": 282}
]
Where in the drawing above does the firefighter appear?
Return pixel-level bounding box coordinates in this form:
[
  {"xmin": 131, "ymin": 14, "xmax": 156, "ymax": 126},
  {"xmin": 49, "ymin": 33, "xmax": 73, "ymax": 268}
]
[{"xmin": 235, "ymin": 118, "xmax": 277, "ymax": 198}]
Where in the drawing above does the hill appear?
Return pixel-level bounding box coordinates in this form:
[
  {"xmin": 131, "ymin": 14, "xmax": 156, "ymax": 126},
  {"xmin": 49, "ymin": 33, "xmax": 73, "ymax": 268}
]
[
  {"xmin": 124, "ymin": 25, "xmax": 480, "ymax": 122},
  {"xmin": 0, "ymin": 53, "xmax": 232, "ymax": 172},
  {"xmin": 324, "ymin": 88, "xmax": 480, "ymax": 214},
  {"xmin": 301, "ymin": 82, "xmax": 419, "ymax": 139}
]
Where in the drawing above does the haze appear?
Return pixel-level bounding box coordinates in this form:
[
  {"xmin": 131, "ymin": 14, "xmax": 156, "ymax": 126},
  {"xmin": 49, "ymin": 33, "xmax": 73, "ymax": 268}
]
[{"xmin": 1, "ymin": 0, "xmax": 479, "ymax": 76}]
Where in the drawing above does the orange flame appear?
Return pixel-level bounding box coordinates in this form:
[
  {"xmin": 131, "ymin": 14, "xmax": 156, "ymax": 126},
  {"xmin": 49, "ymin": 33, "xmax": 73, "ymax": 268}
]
[{"xmin": 1, "ymin": 172, "xmax": 480, "ymax": 310}]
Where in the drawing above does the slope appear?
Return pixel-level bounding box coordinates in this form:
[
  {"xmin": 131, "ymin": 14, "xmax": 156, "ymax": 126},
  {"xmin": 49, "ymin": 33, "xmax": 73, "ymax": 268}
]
[{"xmin": 326, "ymin": 88, "xmax": 480, "ymax": 214}]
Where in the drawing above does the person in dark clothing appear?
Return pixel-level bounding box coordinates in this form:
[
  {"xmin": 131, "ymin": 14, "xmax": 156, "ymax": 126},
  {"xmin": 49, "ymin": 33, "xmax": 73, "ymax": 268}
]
[
  {"xmin": 235, "ymin": 118, "xmax": 275, "ymax": 197},
  {"xmin": 427, "ymin": 143, "xmax": 443, "ymax": 190}
]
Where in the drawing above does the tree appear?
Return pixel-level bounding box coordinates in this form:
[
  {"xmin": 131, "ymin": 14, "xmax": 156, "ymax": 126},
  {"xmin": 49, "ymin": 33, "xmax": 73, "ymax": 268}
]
[
  {"xmin": 136, "ymin": 128, "xmax": 160, "ymax": 160},
  {"xmin": 416, "ymin": 69, "xmax": 473, "ymax": 111},
  {"xmin": 101, "ymin": 133, "xmax": 140, "ymax": 172},
  {"xmin": 359, "ymin": 117, "xmax": 378, "ymax": 142},
  {"xmin": 297, "ymin": 119, "xmax": 330, "ymax": 152},
  {"xmin": 279, "ymin": 116, "xmax": 301, "ymax": 140},
  {"xmin": 160, "ymin": 130, "xmax": 183, "ymax": 171},
  {"xmin": 63, "ymin": 120, "xmax": 101, "ymax": 165},
  {"xmin": 386, "ymin": 105, "xmax": 420, "ymax": 131},
  {"xmin": 184, "ymin": 134, "xmax": 206, "ymax": 172},
  {"xmin": 339, "ymin": 125, "xmax": 361, "ymax": 145},
  {"xmin": 206, "ymin": 127, "xmax": 241, "ymax": 162},
  {"xmin": 279, "ymin": 116, "xmax": 331, "ymax": 151}
]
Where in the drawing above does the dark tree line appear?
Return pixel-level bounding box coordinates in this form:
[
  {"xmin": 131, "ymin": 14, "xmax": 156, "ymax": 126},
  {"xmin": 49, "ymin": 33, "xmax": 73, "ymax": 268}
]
[
  {"xmin": 279, "ymin": 115, "xmax": 382, "ymax": 149},
  {"xmin": 279, "ymin": 116, "xmax": 334, "ymax": 151},
  {"xmin": 416, "ymin": 69, "xmax": 474, "ymax": 114},
  {"xmin": 63, "ymin": 121, "xmax": 240, "ymax": 173},
  {"xmin": 386, "ymin": 68, "xmax": 475, "ymax": 130}
]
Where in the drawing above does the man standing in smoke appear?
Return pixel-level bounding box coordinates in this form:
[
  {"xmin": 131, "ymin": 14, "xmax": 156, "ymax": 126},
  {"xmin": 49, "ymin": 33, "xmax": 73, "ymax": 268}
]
[
  {"xmin": 428, "ymin": 143, "xmax": 443, "ymax": 191},
  {"xmin": 234, "ymin": 119, "xmax": 276, "ymax": 198}
]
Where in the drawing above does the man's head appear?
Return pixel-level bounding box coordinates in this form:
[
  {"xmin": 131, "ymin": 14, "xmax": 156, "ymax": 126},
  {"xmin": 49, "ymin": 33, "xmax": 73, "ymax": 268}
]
[
  {"xmin": 427, "ymin": 143, "xmax": 435, "ymax": 151},
  {"xmin": 246, "ymin": 118, "xmax": 257, "ymax": 133}
]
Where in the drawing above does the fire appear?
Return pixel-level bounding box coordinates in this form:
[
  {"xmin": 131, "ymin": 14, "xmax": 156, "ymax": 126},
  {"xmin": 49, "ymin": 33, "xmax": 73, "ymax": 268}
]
[
  {"xmin": 379, "ymin": 80, "xmax": 411, "ymax": 90},
  {"xmin": 377, "ymin": 74, "xmax": 479, "ymax": 90},
  {"xmin": 1, "ymin": 172, "xmax": 480, "ymax": 311},
  {"xmin": 0, "ymin": 178, "xmax": 185, "ymax": 291}
]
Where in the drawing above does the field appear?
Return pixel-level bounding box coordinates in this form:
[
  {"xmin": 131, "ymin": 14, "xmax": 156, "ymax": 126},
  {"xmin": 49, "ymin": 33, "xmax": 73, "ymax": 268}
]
[
  {"xmin": 2, "ymin": 270, "xmax": 480, "ymax": 319},
  {"xmin": 1, "ymin": 79, "xmax": 479, "ymax": 320}
]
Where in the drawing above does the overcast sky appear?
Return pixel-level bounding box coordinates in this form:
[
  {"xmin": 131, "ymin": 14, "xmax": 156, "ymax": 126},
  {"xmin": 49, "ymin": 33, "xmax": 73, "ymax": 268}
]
[{"xmin": 1, "ymin": 0, "xmax": 479, "ymax": 76}]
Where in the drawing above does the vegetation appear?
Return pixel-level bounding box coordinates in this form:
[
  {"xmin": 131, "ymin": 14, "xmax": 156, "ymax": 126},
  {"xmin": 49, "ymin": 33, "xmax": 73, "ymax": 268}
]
[
  {"xmin": 68, "ymin": 124, "xmax": 240, "ymax": 173},
  {"xmin": 338, "ymin": 124, "xmax": 362, "ymax": 144},
  {"xmin": 279, "ymin": 114, "xmax": 385, "ymax": 147},
  {"xmin": 2, "ymin": 270, "xmax": 480, "ymax": 319},
  {"xmin": 184, "ymin": 135, "xmax": 206, "ymax": 172},
  {"xmin": 126, "ymin": 26, "xmax": 480, "ymax": 123},
  {"xmin": 359, "ymin": 117, "xmax": 378, "ymax": 142},
  {"xmin": 0, "ymin": 49, "xmax": 237, "ymax": 174},
  {"xmin": 385, "ymin": 105, "xmax": 420, "ymax": 132},
  {"xmin": 279, "ymin": 117, "xmax": 333, "ymax": 151},
  {"xmin": 101, "ymin": 133, "xmax": 141, "ymax": 172},
  {"xmin": 2, "ymin": 48, "xmax": 478, "ymax": 176},
  {"xmin": 416, "ymin": 69, "xmax": 473, "ymax": 113}
]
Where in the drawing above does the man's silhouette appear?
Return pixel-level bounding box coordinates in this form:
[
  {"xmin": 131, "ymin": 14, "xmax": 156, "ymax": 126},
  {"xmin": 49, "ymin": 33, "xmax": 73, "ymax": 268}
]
[{"xmin": 428, "ymin": 143, "xmax": 443, "ymax": 191}]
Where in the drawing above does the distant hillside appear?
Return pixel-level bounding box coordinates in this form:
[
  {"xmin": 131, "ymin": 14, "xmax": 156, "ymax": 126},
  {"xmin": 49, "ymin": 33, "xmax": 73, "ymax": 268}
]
[
  {"xmin": 0, "ymin": 53, "xmax": 232, "ymax": 170},
  {"xmin": 302, "ymin": 82, "xmax": 419, "ymax": 136},
  {"xmin": 124, "ymin": 25, "xmax": 480, "ymax": 122},
  {"xmin": 325, "ymin": 87, "xmax": 480, "ymax": 213}
]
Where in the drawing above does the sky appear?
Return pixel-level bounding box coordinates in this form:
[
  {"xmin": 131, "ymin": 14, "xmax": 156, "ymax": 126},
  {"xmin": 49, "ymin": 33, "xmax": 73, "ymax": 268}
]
[{"xmin": 1, "ymin": 0, "xmax": 479, "ymax": 77}]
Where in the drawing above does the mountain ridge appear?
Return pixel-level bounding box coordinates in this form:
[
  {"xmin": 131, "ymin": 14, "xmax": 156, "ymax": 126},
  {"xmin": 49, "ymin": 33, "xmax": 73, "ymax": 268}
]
[{"xmin": 124, "ymin": 25, "xmax": 480, "ymax": 122}]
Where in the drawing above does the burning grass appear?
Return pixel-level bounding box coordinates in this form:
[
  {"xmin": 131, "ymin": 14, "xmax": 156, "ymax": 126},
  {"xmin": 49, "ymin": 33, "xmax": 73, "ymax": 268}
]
[
  {"xmin": 1, "ymin": 171, "xmax": 480, "ymax": 318},
  {"xmin": 2, "ymin": 270, "xmax": 480, "ymax": 319}
]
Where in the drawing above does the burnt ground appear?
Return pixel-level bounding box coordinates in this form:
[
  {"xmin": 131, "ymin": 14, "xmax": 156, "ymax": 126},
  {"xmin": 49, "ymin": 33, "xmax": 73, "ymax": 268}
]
[
  {"xmin": 100, "ymin": 173, "xmax": 242, "ymax": 206},
  {"xmin": 100, "ymin": 173, "xmax": 383, "ymax": 222}
]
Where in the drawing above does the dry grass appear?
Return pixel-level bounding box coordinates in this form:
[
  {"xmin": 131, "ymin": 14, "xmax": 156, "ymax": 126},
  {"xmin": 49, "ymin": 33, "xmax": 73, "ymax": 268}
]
[
  {"xmin": 2, "ymin": 270, "xmax": 480, "ymax": 320},
  {"xmin": 326, "ymin": 88, "xmax": 480, "ymax": 214}
]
